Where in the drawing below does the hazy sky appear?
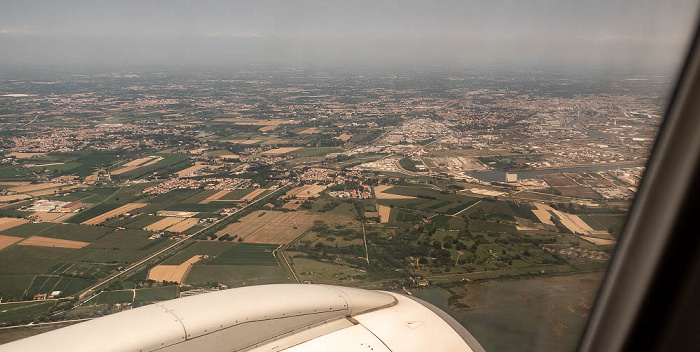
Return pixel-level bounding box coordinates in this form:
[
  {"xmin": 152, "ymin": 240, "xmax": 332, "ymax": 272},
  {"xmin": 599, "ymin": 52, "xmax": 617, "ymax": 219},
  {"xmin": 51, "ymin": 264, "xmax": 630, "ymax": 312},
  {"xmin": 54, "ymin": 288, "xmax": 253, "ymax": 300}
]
[{"xmin": 0, "ymin": 0, "xmax": 698, "ymax": 72}]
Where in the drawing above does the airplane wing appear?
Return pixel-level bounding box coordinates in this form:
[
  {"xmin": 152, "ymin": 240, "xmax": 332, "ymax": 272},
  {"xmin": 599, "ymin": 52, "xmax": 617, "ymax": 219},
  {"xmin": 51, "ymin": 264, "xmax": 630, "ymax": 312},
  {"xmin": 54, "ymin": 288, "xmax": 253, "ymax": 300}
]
[{"xmin": 0, "ymin": 284, "xmax": 484, "ymax": 352}]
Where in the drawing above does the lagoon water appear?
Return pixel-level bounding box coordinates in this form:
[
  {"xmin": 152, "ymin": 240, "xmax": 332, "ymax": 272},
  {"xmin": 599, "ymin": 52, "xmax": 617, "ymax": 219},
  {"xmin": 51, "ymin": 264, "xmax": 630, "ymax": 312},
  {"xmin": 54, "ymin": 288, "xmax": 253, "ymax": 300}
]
[{"xmin": 413, "ymin": 273, "xmax": 603, "ymax": 352}]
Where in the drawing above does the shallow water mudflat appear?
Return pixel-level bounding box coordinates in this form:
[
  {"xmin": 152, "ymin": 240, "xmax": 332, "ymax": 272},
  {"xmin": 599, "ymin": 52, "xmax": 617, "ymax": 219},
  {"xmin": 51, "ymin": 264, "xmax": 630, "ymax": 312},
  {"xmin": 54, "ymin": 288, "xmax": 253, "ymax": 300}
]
[{"xmin": 414, "ymin": 272, "xmax": 604, "ymax": 352}]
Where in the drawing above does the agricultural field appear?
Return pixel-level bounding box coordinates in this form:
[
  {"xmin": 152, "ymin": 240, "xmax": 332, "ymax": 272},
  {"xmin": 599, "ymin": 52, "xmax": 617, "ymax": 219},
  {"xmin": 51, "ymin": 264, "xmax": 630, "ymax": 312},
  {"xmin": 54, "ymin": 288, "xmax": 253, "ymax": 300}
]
[
  {"xmin": 207, "ymin": 243, "xmax": 279, "ymax": 266},
  {"xmin": 290, "ymin": 256, "xmax": 367, "ymax": 284},
  {"xmin": 81, "ymin": 203, "xmax": 147, "ymax": 225},
  {"xmin": 32, "ymin": 212, "xmax": 74, "ymax": 223},
  {"xmin": 144, "ymin": 217, "xmax": 185, "ymax": 231},
  {"xmin": 111, "ymin": 154, "xmax": 190, "ymax": 180},
  {"xmin": 184, "ymin": 265, "xmax": 291, "ymax": 287},
  {"xmin": 0, "ymin": 235, "xmax": 22, "ymax": 250},
  {"xmin": 216, "ymin": 210, "xmax": 353, "ymax": 244},
  {"xmin": 0, "ymin": 274, "xmax": 94, "ymax": 301},
  {"xmin": 148, "ymin": 256, "xmax": 202, "ymax": 283},
  {"xmin": 161, "ymin": 241, "xmax": 236, "ymax": 265},
  {"xmin": 65, "ymin": 204, "xmax": 122, "ymax": 224},
  {"xmin": 0, "ymin": 218, "xmax": 29, "ymax": 232},
  {"xmin": 286, "ymin": 184, "xmax": 329, "ymax": 199},
  {"xmin": 17, "ymin": 236, "xmax": 90, "ymax": 249},
  {"xmin": 0, "ymin": 301, "xmax": 56, "ymax": 324},
  {"xmin": 261, "ymin": 147, "xmax": 302, "ymax": 155}
]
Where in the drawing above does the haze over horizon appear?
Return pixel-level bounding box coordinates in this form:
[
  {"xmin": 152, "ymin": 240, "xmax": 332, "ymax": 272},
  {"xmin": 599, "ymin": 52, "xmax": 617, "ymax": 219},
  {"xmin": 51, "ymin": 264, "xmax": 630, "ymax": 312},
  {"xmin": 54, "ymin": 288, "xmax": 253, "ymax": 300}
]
[{"xmin": 0, "ymin": 0, "xmax": 698, "ymax": 73}]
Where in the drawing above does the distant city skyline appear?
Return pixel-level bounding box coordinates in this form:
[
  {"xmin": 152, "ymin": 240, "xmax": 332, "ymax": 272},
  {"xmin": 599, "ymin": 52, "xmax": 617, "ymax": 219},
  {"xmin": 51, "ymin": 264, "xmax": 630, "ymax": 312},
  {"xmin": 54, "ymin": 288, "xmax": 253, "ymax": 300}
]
[{"xmin": 0, "ymin": 0, "xmax": 698, "ymax": 73}]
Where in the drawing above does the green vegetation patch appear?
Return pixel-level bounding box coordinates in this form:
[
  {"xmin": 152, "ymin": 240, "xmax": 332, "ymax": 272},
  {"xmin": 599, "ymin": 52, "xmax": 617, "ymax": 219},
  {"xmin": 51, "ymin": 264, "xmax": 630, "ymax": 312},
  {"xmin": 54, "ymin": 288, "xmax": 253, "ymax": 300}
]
[
  {"xmin": 289, "ymin": 147, "xmax": 343, "ymax": 158},
  {"xmin": 220, "ymin": 188, "xmax": 255, "ymax": 200},
  {"xmin": 468, "ymin": 219, "xmax": 517, "ymax": 233},
  {"xmin": 208, "ymin": 243, "xmax": 279, "ymax": 266},
  {"xmin": 184, "ymin": 265, "xmax": 290, "ymax": 287},
  {"xmin": 134, "ymin": 286, "xmax": 178, "ymax": 302},
  {"xmin": 161, "ymin": 241, "xmax": 236, "ymax": 265},
  {"xmin": 0, "ymin": 275, "xmax": 35, "ymax": 300},
  {"xmin": 94, "ymin": 290, "xmax": 134, "ymax": 305},
  {"xmin": 0, "ymin": 301, "xmax": 56, "ymax": 324}
]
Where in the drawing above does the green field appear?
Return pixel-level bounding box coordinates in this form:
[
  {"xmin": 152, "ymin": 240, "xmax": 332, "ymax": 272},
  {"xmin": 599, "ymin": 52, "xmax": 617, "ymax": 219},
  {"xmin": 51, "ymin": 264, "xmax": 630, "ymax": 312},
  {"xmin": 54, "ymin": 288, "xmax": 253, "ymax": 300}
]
[
  {"xmin": 0, "ymin": 301, "xmax": 56, "ymax": 324},
  {"xmin": 0, "ymin": 274, "xmax": 93, "ymax": 301},
  {"xmin": 184, "ymin": 265, "xmax": 290, "ymax": 286},
  {"xmin": 581, "ymin": 214, "xmax": 627, "ymax": 238},
  {"xmin": 0, "ymin": 275, "xmax": 35, "ymax": 300},
  {"xmin": 208, "ymin": 243, "xmax": 279, "ymax": 266},
  {"xmin": 161, "ymin": 241, "xmax": 236, "ymax": 265},
  {"xmin": 45, "ymin": 187, "xmax": 118, "ymax": 203},
  {"xmin": 147, "ymin": 189, "xmax": 212, "ymax": 204},
  {"xmin": 102, "ymin": 214, "xmax": 163, "ymax": 230},
  {"xmin": 24, "ymin": 275, "xmax": 94, "ymax": 299},
  {"xmin": 48, "ymin": 262, "xmax": 118, "ymax": 280},
  {"xmin": 288, "ymin": 147, "xmax": 343, "ymax": 158},
  {"xmin": 290, "ymin": 257, "xmax": 367, "ymax": 284},
  {"xmin": 94, "ymin": 290, "xmax": 134, "ymax": 305},
  {"xmin": 220, "ymin": 188, "xmax": 254, "ymax": 200},
  {"xmin": 469, "ymin": 219, "xmax": 517, "ymax": 233},
  {"xmin": 0, "ymin": 246, "xmax": 82, "ymax": 276},
  {"xmin": 0, "ymin": 223, "xmax": 114, "ymax": 242},
  {"xmin": 134, "ymin": 286, "xmax": 179, "ymax": 302}
]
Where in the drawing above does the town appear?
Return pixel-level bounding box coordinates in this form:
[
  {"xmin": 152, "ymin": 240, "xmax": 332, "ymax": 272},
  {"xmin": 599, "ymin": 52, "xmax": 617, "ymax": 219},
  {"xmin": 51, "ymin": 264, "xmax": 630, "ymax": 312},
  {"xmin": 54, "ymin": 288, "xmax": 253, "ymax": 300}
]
[{"xmin": 0, "ymin": 68, "xmax": 667, "ymax": 345}]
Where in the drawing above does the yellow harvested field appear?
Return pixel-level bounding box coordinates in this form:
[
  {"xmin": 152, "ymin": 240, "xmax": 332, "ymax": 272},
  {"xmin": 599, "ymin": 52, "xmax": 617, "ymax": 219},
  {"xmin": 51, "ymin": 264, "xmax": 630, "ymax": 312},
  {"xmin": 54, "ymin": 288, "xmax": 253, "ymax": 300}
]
[
  {"xmin": 7, "ymin": 152, "xmax": 46, "ymax": 159},
  {"xmin": 261, "ymin": 147, "xmax": 301, "ymax": 155},
  {"xmin": 9, "ymin": 182, "xmax": 64, "ymax": 193},
  {"xmin": 533, "ymin": 203, "xmax": 614, "ymax": 238},
  {"xmin": 112, "ymin": 156, "xmax": 163, "ymax": 175},
  {"xmin": 580, "ymin": 236, "xmax": 617, "ymax": 246},
  {"xmin": 555, "ymin": 211, "xmax": 596, "ymax": 235},
  {"xmin": 334, "ymin": 133, "xmax": 353, "ymax": 141},
  {"xmin": 0, "ymin": 235, "xmax": 22, "ymax": 250},
  {"xmin": 259, "ymin": 125, "xmax": 278, "ymax": 132},
  {"xmin": 166, "ymin": 218, "xmax": 200, "ymax": 233},
  {"xmin": 0, "ymin": 181, "xmax": 30, "ymax": 186},
  {"xmin": 85, "ymin": 171, "xmax": 100, "ymax": 183},
  {"xmin": 145, "ymin": 217, "xmax": 185, "ymax": 231},
  {"xmin": 0, "ymin": 217, "xmax": 29, "ymax": 231},
  {"xmin": 148, "ymin": 256, "xmax": 202, "ymax": 283},
  {"xmin": 176, "ymin": 162, "xmax": 221, "ymax": 177},
  {"xmin": 532, "ymin": 203, "xmax": 556, "ymax": 226},
  {"xmin": 199, "ymin": 190, "xmax": 230, "ymax": 204},
  {"xmin": 286, "ymin": 184, "xmax": 328, "ymax": 199},
  {"xmin": 124, "ymin": 156, "xmax": 159, "ymax": 167},
  {"xmin": 27, "ymin": 185, "xmax": 84, "ymax": 197},
  {"xmin": 0, "ymin": 194, "xmax": 31, "ymax": 203},
  {"xmin": 32, "ymin": 212, "xmax": 74, "ymax": 223},
  {"xmin": 240, "ymin": 188, "xmax": 267, "ymax": 202},
  {"xmin": 216, "ymin": 210, "xmax": 349, "ymax": 244},
  {"xmin": 232, "ymin": 119, "xmax": 289, "ymax": 126},
  {"xmin": 373, "ymin": 185, "xmax": 416, "ymax": 199},
  {"xmin": 377, "ymin": 205, "xmax": 392, "ymax": 223},
  {"xmin": 299, "ymin": 127, "xmax": 321, "ymax": 134},
  {"xmin": 82, "ymin": 203, "xmax": 147, "ymax": 225},
  {"xmin": 17, "ymin": 236, "xmax": 89, "ymax": 249}
]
